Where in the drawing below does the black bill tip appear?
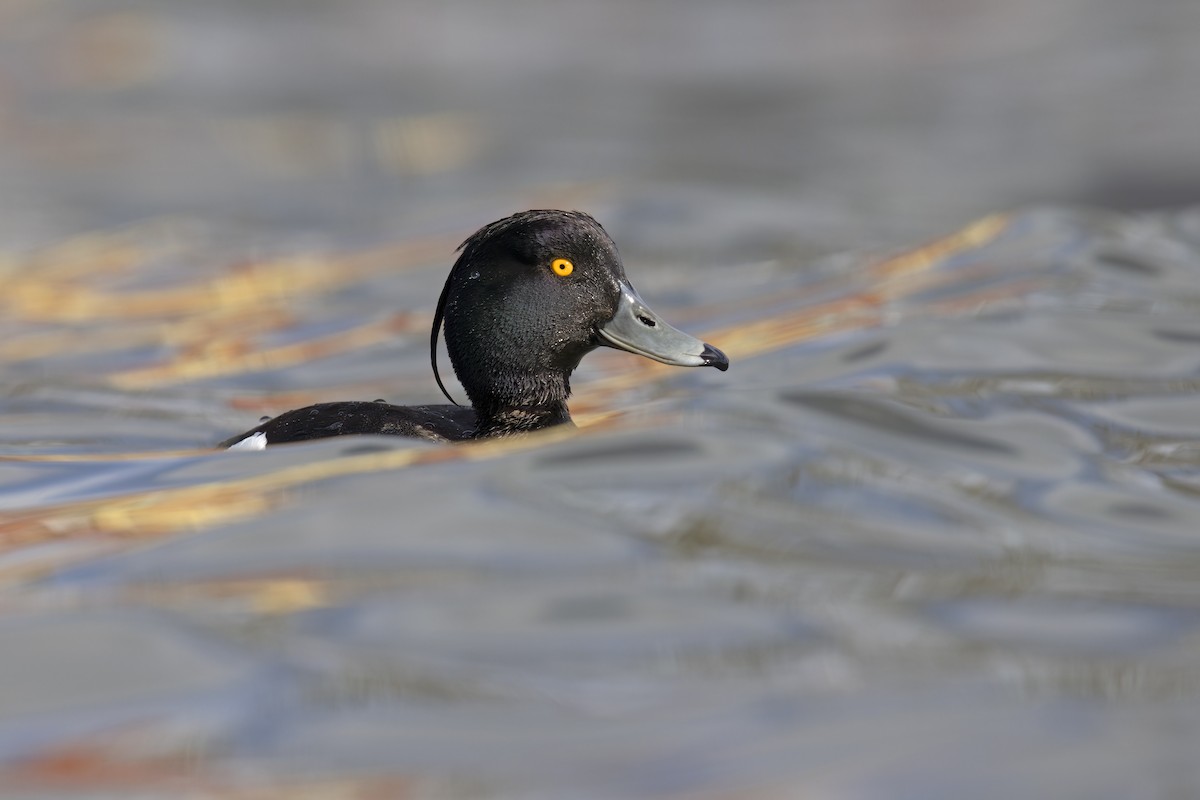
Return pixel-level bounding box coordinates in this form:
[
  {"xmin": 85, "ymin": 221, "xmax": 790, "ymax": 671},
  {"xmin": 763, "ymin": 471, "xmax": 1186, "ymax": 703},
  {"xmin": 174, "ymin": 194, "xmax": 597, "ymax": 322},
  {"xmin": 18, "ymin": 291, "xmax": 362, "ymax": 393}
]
[{"xmin": 700, "ymin": 343, "xmax": 729, "ymax": 371}]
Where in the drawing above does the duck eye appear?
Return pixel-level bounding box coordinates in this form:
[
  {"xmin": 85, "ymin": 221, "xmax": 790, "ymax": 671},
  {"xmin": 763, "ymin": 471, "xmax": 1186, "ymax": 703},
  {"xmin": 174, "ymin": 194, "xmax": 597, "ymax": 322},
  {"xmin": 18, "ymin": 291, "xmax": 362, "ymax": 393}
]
[{"xmin": 551, "ymin": 258, "xmax": 574, "ymax": 277}]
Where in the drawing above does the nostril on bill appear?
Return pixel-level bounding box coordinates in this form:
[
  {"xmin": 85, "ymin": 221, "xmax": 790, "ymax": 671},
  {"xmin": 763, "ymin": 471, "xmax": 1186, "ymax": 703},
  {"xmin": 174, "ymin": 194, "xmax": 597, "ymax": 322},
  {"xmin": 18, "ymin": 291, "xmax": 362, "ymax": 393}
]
[{"xmin": 637, "ymin": 314, "xmax": 656, "ymax": 327}]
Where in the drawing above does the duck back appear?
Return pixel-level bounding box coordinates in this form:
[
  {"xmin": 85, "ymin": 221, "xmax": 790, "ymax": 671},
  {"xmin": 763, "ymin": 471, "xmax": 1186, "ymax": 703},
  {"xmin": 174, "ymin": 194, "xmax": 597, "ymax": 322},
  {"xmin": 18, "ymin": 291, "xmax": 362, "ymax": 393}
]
[{"xmin": 219, "ymin": 401, "xmax": 477, "ymax": 448}]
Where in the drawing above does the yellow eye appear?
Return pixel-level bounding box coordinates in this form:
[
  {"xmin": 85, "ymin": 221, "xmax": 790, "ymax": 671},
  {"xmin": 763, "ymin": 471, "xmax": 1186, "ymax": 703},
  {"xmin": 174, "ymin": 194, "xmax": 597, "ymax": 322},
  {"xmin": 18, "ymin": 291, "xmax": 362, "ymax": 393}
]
[{"xmin": 551, "ymin": 258, "xmax": 574, "ymax": 277}]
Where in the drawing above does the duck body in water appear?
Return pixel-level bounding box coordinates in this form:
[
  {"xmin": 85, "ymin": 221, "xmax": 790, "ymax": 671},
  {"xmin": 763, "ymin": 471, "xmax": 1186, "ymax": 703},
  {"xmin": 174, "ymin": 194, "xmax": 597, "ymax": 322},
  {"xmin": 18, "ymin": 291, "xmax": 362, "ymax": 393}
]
[{"xmin": 221, "ymin": 210, "xmax": 728, "ymax": 448}]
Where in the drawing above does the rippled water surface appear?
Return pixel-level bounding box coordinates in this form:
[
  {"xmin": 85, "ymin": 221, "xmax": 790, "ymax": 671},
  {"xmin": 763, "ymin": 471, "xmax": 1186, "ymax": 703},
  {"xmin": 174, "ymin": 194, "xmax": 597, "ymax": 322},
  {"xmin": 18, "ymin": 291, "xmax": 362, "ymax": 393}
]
[{"xmin": 4, "ymin": 2, "xmax": 1200, "ymax": 798}]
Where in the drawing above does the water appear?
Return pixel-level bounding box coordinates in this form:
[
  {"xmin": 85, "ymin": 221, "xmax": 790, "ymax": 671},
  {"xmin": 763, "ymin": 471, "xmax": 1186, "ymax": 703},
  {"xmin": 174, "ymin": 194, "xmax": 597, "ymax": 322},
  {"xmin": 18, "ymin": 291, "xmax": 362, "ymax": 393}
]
[{"xmin": 3, "ymin": 2, "xmax": 1200, "ymax": 798}]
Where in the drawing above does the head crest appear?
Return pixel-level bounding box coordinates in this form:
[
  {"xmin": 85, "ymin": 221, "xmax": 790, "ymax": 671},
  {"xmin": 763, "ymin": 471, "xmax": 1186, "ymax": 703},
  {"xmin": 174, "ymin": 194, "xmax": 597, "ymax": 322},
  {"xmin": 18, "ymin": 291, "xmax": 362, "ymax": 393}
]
[{"xmin": 430, "ymin": 266, "xmax": 458, "ymax": 405}]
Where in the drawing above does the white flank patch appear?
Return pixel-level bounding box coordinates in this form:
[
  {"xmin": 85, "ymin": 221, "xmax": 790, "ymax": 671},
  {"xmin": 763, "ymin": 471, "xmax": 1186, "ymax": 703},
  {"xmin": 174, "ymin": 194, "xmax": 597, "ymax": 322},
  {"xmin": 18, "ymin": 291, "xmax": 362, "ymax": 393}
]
[{"xmin": 227, "ymin": 431, "xmax": 268, "ymax": 451}]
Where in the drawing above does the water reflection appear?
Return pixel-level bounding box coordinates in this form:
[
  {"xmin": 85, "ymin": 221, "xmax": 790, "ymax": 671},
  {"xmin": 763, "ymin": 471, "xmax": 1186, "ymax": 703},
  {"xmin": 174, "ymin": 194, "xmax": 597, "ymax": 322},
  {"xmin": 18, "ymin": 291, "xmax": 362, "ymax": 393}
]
[{"xmin": 2, "ymin": 204, "xmax": 1200, "ymax": 795}]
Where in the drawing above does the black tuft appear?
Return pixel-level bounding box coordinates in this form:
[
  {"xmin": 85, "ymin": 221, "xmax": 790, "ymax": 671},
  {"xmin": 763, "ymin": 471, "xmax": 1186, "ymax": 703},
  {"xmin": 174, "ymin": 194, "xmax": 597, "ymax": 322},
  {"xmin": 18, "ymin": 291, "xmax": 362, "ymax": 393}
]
[{"xmin": 430, "ymin": 261, "xmax": 459, "ymax": 405}]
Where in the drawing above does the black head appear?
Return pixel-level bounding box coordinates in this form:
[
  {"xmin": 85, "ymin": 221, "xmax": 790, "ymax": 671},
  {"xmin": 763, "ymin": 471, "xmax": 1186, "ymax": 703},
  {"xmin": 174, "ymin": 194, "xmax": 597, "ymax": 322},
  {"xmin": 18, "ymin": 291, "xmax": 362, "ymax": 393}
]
[{"xmin": 431, "ymin": 210, "xmax": 728, "ymax": 435}]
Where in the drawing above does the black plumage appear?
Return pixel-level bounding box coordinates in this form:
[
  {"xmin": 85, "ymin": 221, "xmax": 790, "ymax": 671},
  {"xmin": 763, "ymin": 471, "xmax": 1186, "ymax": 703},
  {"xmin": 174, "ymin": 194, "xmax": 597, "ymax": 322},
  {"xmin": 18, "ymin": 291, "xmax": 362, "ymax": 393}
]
[{"xmin": 220, "ymin": 210, "xmax": 727, "ymax": 448}]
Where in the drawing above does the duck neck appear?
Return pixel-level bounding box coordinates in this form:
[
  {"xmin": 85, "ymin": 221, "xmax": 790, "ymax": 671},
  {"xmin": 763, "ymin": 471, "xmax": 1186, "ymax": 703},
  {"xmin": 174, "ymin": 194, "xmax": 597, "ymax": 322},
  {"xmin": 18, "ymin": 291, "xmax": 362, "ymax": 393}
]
[
  {"xmin": 467, "ymin": 370, "xmax": 574, "ymax": 439},
  {"xmin": 473, "ymin": 400, "xmax": 572, "ymax": 438}
]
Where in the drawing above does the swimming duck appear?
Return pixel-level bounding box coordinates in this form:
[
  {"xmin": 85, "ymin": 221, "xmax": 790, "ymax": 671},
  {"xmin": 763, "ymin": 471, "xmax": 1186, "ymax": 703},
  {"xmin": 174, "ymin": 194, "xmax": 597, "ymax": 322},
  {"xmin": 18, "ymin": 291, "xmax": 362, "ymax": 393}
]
[{"xmin": 220, "ymin": 210, "xmax": 728, "ymax": 448}]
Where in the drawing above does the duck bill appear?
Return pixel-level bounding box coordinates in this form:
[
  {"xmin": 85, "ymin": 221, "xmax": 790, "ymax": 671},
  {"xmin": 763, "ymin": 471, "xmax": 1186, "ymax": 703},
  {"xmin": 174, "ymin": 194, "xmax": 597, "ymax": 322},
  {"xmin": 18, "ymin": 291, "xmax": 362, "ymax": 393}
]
[{"xmin": 597, "ymin": 283, "xmax": 729, "ymax": 371}]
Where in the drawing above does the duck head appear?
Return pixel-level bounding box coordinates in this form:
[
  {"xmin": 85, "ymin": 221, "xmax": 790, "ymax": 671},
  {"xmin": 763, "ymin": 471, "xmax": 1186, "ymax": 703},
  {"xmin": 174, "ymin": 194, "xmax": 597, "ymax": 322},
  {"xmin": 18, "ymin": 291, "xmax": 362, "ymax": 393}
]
[{"xmin": 432, "ymin": 210, "xmax": 729, "ymax": 437}]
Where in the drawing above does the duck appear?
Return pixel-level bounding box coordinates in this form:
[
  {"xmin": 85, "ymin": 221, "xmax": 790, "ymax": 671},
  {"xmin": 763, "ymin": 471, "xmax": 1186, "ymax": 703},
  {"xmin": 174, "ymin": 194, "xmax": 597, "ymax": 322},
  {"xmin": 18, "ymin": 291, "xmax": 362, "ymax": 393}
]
[{"xmin": 220, "ymin": 210, "xmax": 728, "ymax": 449}]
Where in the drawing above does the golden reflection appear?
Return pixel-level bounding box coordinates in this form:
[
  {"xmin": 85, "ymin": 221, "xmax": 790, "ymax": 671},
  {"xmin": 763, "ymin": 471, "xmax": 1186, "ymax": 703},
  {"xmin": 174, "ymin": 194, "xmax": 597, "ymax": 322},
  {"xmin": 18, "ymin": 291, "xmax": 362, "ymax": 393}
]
[
  {"xmin": 56, "ymin": 11, "xmax": 164, "ymax": 91},
  {"xmin": 0, "ymin": 425, "xmax": 585, "ymax": 574},
  {"xmin": 244, "ymin": 578, "xmax": 329, "ymax": 615},
  {"xmin": 2, "ymin": 723, "xmax": 421, "ymax": 795},
  {"xmin": 577, "ymin": 213, "xmax": 1017, "ymax": 406},
  {"xmin": 373, "ymin": 112, "xmax": 485, "ymax": 175},
  {"xmin": 109, "ymin": 313, "xmax": 419, "ymax": 389},
  {"xmin": 210, "ymin": 111, "xmax": 485, "ymax": 179}
]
